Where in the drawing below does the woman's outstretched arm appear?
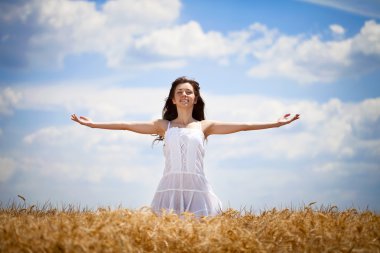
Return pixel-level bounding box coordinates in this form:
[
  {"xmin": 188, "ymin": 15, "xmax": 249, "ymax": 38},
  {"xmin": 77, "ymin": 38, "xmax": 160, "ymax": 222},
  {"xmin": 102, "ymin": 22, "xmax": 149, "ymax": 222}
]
[
  {"xmin": 71, "ymin": 114, "xmax": 166, "ymax": 136},
  {"xmin": 203, "ymin": 113, "xmax": 300, "ymax": 136}
]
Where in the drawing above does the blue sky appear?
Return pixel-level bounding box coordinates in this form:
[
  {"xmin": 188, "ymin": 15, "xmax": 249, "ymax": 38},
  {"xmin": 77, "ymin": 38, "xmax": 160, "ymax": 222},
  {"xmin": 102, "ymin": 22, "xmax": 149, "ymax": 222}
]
[{"xmin": 0, "ymin": 0, "xmax": 379, "ymax": 212}]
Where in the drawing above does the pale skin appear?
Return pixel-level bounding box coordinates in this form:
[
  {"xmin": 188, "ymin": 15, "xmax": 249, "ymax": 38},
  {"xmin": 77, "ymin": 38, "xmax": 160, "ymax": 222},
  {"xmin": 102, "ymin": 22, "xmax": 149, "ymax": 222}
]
[{"xmin": 71, "ymin": 82, "xmax": 300, "ymax": 138}]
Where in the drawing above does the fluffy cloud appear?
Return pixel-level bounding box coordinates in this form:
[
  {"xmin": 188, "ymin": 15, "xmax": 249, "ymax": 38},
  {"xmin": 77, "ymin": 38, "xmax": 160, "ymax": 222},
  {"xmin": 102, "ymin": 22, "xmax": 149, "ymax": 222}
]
[
  {"xmin": 0, "ymin": 157, "xmax": 15, "ymax": 182},
  {"xmin": 135, "ymin": 21, "xmax": 231, "ymax": 59},
  {"xmin": 21, "ymin": 125, "xmax": 163, "ymax": 184},
  {"xmin": 0, "ymin": 87, "xmax": 22, "ymax": 115},
  {"xmin": 205, "ymin": 94, "xmax": 380, "ymax": 162},
  {"xmin": 2, "ymin": 83, "xmax": 167, "ymax": 120},
  {"xmin": 1, "ymin": 1, "xmax": 380, "ymax": 83},
  {"xmin": 102, "ymin": 0, "xmax": 180, "ymax": 28},
  {"xmin": 0, "ymin": 0, "xmax": 181, "ymax": 68},
  {"xmin": 246, "ymin": 21, "xmax": 380, "ymax": 83},
  {"xmin": 330, "ymin": 24, "xmax": 345, "ymax": 35},
  {"xmin": 352, "ymin": 20, "xmax": 380, "ymax": 56}
]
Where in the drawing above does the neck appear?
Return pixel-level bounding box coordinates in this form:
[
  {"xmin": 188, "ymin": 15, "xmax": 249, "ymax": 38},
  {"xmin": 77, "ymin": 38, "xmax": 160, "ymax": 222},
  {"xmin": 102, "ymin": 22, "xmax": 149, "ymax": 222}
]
[{"xmin": 175, "ymin": 107, "xmax": 194, "ymax": 125}]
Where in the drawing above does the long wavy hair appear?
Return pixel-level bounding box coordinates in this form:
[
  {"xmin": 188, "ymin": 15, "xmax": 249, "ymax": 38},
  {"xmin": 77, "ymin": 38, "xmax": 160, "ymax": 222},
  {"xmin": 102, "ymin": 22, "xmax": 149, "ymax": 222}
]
[{"xmin": 154, "ymin": 76, "xmax": 206, "ymax": 143}]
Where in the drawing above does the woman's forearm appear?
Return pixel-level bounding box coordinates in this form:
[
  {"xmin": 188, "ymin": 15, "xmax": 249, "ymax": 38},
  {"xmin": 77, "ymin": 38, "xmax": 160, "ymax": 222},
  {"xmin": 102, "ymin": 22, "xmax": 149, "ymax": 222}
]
[
  {"xmin": 87, "ymin": 121, "xmax": 129, "ymax": 130},
  {"xmin": 206, "ymin": 120, "xmax": 284, "ymax": 135},
  {"xmin": 71, "ymin": 114, "xmax": 162, "ymax": 134},
  {"xmin": 86, "ymin": 120, "xmax": 161, "ymax": 135},
  {"xmin": 244, "ymin": 121, "xmax": 283, "ymax": 131}
]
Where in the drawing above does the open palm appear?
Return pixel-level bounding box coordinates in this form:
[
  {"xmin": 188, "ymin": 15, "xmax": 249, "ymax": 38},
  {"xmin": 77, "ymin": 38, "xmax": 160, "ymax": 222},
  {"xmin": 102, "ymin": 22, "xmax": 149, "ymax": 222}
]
[
  {"xmin": 71, "ymin": 114, "xmax": 93, "ymax": 126},
  {"xmin": 278, "ymin": 113, "xmax": 300, "ymax": 126}
]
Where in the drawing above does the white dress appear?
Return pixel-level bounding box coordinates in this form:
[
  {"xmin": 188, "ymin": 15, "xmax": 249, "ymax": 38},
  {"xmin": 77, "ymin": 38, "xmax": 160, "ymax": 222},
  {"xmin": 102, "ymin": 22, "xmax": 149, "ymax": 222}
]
[{"xmin": 151, "ymin": 121, "xmax": 222, "ymax": 217}]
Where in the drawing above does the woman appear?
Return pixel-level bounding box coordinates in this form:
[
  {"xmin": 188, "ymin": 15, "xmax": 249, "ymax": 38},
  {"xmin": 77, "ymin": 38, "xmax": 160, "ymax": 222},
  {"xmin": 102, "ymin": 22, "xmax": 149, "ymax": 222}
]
[{"xmin": 71, "ymin": 76, "xmax": 300, "ymax": 217}]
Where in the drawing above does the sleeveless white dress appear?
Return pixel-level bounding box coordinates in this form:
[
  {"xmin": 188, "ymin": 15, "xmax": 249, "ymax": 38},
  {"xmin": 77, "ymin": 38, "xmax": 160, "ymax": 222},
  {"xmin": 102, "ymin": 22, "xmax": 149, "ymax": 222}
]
[{"xmin": 151, "ymin": 121, "xmax": 222, "ymax": 217}]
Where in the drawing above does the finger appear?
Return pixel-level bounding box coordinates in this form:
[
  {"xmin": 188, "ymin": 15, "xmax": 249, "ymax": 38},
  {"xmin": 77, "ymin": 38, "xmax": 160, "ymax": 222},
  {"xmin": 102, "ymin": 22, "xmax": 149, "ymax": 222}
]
[
  {"xmin": 284, "ymin": 113, "xmax": 290, "ymax": 118},
  {"xmin": 72, "ymin": 114, "xmax": 80, "ymax": 122}
]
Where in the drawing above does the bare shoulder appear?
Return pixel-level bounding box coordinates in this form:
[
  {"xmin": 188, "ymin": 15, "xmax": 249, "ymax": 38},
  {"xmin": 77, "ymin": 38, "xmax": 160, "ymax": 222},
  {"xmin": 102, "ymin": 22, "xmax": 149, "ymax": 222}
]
[
  {"xmin": 200, "ymin": 120, "xmax": 215, "ymax": 128},
  {"xmin": 200, "ymin": 120, "xmax": 217, "ymax": 137},
  {"xmin": 153, "ymin": 119, "xmax": 169, "ymax": 130}
]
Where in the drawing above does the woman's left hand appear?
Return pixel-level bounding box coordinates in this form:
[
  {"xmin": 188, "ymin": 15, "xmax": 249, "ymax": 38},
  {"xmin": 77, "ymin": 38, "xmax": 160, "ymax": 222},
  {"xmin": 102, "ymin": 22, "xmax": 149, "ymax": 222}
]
[{"xmin": 277, "ymin": 113, "xmax": 300, "ymax": 126}]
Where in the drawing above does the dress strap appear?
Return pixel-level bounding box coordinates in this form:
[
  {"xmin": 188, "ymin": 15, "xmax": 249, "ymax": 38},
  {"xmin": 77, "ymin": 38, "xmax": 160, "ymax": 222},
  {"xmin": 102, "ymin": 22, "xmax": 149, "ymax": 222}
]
[{"xmin": 167, "ymin": 121, "xmax": 171, "ymax": 130}]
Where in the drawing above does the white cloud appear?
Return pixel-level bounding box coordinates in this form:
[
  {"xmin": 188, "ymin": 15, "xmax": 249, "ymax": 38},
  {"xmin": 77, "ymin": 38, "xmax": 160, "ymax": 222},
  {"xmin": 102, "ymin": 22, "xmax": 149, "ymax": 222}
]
[
  {"xmin": 103, "ymin": 0, "xmax": 180, "ymax": 29},
  {"xmin": 311, "ymin": 161, "xmax": 379, "ymax": 175},
  {"xmin": 136, "ymin": 21, "xmax": 231, "ymax": 59},
  {"xmin": 20, "ymin": 123, "xmax": 163, "ymax": 184},
  {"xmin": 0, "ymin": 157, "xmax": 15, "ymax": 182},
  {"xmin": 136, "ymin": 19, "xmax": 380, "ymax": 84},
  {"xmin": 247, "ymin": 32, "xmax": 354, "ymax": 83},
  {"xmin": 8, "ymin": 83, "xmax": 167, "ymax": 120},
  {"xmin": 0, "ymin": 87, "xmax": 22, "ymax": 115},
  {"xmin": 330, "ymin": 24, "xmax": 345, "ymax": 35},
  {"xmin": 205, "ymin": 94, "xmax": 380, "ymax": 161},
  {"xmin": 1, "ymin": 0, "xmax": 181, "ymax": 68},
  {"xmin": 134, "ymin": 19, "xmax": 380, "ymax": 84},
  {"xmin": 1, "ymin": 1, "xmax": 380, "ymax": 83},
  {"xmin": 24, "ymin": 126, "xmax": 69, "ymax": 145},
  {"xmin": 352, "ymin": 20, "xmax": 380, "ymax": 56},
  {"xmin": 245, "ymin": 19, "xmax": 380, "ymax": 83}
]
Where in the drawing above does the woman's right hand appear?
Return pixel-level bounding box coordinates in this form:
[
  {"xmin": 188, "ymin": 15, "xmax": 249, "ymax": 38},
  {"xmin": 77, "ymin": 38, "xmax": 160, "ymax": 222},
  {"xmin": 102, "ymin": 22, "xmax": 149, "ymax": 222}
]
[{"xmin": 71, "ymin": 114, "xmax": 94, "ymax": 127}]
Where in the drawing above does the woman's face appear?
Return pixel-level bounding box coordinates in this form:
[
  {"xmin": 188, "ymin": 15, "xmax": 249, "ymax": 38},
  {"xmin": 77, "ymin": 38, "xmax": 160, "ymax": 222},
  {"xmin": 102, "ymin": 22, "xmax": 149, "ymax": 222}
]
[{"xmin": 172, "ymin": 82, "xmax": 197, "ymax": 108}]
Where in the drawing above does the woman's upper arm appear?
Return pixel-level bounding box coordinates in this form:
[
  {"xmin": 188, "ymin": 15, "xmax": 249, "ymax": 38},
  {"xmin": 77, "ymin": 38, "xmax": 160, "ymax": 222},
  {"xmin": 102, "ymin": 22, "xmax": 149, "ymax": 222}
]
[
  {"xmin": 203, "ymin": 120, "xmax": 247, "ymax": 136},
  {"xmin": 153, "ymin": 119, "xmax": 168, "ymax": 136},
  {"xmin": 127, "ymin": 119, "xmax": 167, "ymax": 136}
]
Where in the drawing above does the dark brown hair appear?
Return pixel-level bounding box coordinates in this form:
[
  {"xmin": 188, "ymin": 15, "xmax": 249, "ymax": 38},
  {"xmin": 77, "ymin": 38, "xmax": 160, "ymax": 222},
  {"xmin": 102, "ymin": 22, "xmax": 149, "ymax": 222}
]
[
  {"xmin": 163, "ymin": 76, "xmax": 205, "ymax": 121},
  {"xmin": 154, "ymin": 77, "xmax": 206, "ymax": 143}
]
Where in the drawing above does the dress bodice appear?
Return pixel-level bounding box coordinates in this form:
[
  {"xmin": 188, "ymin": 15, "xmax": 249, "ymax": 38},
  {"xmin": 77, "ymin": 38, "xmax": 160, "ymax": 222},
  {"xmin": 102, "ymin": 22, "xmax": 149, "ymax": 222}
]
[{"xmin": 163, "ymin": 122, "xmax": 205, "ymax": 176}]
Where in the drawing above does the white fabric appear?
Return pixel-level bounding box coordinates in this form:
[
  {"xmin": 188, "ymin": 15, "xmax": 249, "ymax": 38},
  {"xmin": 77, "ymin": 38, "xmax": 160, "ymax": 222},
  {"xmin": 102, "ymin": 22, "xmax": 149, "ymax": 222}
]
[{"xmin": 151, "ymin": 121, "xmax": 222, "ymax": 217}]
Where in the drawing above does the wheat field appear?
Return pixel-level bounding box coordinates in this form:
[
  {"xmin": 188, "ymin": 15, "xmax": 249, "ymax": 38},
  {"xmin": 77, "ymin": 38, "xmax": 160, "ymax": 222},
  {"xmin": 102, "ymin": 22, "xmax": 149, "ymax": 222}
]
[{"xmin": 1, "ymin": 200, "xmax": 379, "ymax": 253}]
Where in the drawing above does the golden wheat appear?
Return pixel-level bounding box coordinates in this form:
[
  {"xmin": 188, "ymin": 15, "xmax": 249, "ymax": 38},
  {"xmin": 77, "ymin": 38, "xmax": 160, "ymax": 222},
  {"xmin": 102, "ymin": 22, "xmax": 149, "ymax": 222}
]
[{"xmin": 0, "ymin": 203, "xmax": 379, "ymax": 252}]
